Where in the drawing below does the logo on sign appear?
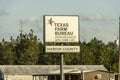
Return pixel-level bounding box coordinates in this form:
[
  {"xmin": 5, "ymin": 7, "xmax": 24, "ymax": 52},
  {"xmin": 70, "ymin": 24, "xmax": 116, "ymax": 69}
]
[{"xmin": 48, "ymin": 18, "xmax": 55, "ymax": 26}]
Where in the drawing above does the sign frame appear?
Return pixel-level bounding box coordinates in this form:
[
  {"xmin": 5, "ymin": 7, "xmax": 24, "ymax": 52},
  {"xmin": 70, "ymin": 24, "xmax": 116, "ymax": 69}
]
[
  {"xmin": 45, "ymin": 46, "xmax": 80, "ymax": 53},
  {"xmin": 43, "ymin": 15, "xmax": 80, "ymax": 53}
]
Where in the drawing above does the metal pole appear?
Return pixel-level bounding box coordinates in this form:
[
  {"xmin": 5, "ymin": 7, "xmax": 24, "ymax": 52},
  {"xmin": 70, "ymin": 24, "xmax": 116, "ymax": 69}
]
[
  {"xmin": 118, "ymin": 17, "xmax": 120, "ymax": 80},
  {"xmin": 60, "ymin": 53, "xmax": 64, "ymax": 80}
]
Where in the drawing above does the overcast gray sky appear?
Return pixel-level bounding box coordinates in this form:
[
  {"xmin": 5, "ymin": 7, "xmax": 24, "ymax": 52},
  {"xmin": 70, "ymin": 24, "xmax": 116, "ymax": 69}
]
[{"xmin": 0, "ymin": 0, "xmax": 119, "ymax": 43}]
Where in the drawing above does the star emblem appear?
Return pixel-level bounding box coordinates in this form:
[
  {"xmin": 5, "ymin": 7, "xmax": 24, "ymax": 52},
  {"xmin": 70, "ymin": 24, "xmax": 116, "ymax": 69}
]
[{"xmin": 48, "ymin": 18, "xmax": 55, "ymax": 26}]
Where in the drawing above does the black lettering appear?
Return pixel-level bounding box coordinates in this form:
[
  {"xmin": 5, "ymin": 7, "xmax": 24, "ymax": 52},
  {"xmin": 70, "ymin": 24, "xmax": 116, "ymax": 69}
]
[
  {"xmin": 54, "ymin": 23, "xmax": 69, "ymax": 27},
  {"xmin": 55, "ymin": 27, "xmax": 67, "ymax": 31}
]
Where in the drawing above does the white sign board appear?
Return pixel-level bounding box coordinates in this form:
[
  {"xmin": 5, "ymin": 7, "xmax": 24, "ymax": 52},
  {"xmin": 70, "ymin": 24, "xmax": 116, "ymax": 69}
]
[
  {"xmin": 44, "ymin": 16, "xmax": 79, "ymax": 43},
  {"xmin": 45, "ymin": 46, "xmax": 80, "ymax": 53}
]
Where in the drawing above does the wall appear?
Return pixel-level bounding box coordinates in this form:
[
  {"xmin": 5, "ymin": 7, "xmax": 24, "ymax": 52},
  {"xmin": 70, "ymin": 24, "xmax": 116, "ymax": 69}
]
[
  {"xmin": 83, "ymin": 71, "xmax": 114, "ymax": 80},
  {"xmin": 4, "ymin": 75, "xmax": 32, "ymax": 80},
  {"xmin": 3, "ymin": 75, "xmax": 47, "ymax": 80}
]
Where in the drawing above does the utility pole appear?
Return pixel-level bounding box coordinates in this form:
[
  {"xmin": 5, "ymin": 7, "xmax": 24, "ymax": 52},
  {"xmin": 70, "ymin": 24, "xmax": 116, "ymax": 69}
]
[
  {"xmin": 19, "ymin": 19, "xmax": 23, "ymax": 34},
  {"xmin": 19, "ymin": 19, "xmax": 24, "ymax": 40},
  {"xmin": 118, "ymin": 17, "xmax": 120, "ymax": 80}
]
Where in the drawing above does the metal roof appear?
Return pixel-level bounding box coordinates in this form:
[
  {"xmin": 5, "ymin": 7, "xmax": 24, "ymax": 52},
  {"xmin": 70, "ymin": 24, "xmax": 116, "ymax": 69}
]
[{"xmin": 0, "ymin": 65, "xmax": 108, "ymax": 75}]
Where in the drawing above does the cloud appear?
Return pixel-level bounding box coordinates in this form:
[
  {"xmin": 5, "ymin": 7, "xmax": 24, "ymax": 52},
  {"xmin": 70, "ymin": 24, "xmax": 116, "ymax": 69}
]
[
  {"xmin": 80, "ymin": 22, "xmax": 118, "ymax": 43},
  {"xmin": 20, "ymin": 16, "xmax": 43, "ymax": 41},
  {"xmin": 89, "ymin": 13, "xmax": 105, "ymax": 21},
  {"xmin": 0, "ymin": 9, "xmax": 9, "ymax": 17},
  {"xmin": 23, "ymin": 16, "xmax": 43, "ymax": 32},
  {"xmin": 0, "ymin": 9, "xmax": 9, "ymax": 29},
  {"xmin": 80, "ymin": 13, "xmax": 118, "ymax": 43},
  {"xmin": 21, "ymin": 14, "xmax": 118, "ymax": 43},
  {"xmin": 81, "ymin": 12, "xmax": 112, "ymax": 21}
]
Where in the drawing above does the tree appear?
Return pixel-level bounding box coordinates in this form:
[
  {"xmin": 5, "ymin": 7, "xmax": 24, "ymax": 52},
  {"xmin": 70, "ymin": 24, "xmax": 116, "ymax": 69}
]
[
  {"xmin": 106, "ymin": 41, "xmax": 118, "ymax": 72},
  {"xmin": 0, "ymin": 30, "xmax": 119, "ymax": 72},
  {"xmin": 14, "ymin": 30, "xmax": 40, "ymax": 64},
  {"xmin": 0, "ymin": 39, "xmax": 15, "ymax": 64},
  {"xmin": 80, "ymin": 41, "xmax": 95, "ymax": 65}
]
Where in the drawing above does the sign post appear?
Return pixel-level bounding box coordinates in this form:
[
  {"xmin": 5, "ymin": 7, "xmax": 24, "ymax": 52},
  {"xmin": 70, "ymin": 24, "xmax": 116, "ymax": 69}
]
[
  {"xmin": 44, "ymin": 15, "xmax": 80, "ymax": 80},
  {"xmin": 60, "ymin": 53, "xmax": 64, "ymax": 80}
]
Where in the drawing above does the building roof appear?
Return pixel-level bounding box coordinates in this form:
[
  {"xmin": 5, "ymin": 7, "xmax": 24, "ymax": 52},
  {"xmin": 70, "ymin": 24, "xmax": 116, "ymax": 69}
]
[{"xmin": 0, "ymin": 65, "xmax": 108, "ymax": 75}]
